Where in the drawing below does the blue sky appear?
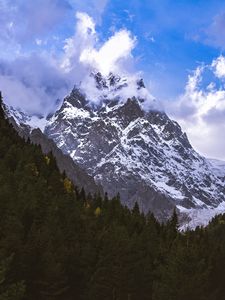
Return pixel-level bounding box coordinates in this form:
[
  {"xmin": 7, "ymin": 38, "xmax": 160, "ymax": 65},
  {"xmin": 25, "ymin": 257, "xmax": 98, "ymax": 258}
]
[{"xmin": 1, "ymin": 0, "xmax": 225, "ymax": 159}]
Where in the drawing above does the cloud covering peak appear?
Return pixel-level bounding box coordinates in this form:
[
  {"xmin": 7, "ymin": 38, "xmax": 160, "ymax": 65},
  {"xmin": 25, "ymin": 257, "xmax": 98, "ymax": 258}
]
[{"xmin": 0, "ymin": 10, "xmax": 142, "ymax": 115}]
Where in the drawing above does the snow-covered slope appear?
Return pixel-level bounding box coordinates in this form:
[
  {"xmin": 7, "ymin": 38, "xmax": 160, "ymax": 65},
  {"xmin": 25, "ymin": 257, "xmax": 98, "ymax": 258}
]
[
  {"xmin": 4, "ymin": 104, "xmax": 47, "ymax": 131},
  {"xmin": 43, "ymin": 72, "xmax": 225, "ymax": 220},
  {"xmin": 179, "ymin": 202, "xmax": 225, "ymax": 231}
]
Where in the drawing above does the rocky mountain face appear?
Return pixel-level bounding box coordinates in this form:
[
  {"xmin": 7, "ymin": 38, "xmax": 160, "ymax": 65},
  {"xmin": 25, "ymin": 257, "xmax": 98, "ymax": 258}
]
[{"xmin": 41, "ymin": 72, "xmax": 225, "ymax": 221}]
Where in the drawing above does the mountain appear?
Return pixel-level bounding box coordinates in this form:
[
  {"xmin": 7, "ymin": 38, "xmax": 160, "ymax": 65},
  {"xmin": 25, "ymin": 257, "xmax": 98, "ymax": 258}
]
[
  {"xmin": 43, "ymin": 72, "xmax": 225, "ymax": 222},
  {"xmin": 5, "ymin": 72, "xmax": 225, "ymax": 224}
]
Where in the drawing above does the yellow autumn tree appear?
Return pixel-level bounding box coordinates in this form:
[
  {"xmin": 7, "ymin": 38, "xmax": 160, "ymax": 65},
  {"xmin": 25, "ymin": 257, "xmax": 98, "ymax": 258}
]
[
  {"xmin": 63, "ymin": 177, "xmax": 73, "ymax": 193},
  {"xmin": 94, "ymin": 207, "xmax": 101, "ymax": 217},
  {"xmin": 44, "ymin": 155, "xmax": 50, "ymax": 165}
]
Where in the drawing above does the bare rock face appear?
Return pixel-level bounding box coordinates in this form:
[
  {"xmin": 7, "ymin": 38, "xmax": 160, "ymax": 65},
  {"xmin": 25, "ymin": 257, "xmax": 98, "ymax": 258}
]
[{"xmin": 43, "ymin": 73, "xmax": 225, "ymax": 220}]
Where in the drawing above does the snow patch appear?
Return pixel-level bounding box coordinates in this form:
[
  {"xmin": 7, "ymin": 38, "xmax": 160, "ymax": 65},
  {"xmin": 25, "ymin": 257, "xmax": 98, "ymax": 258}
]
[
  {"xmin": 178, "ymin": 202, "xmax": 225, "ymax": 231},
  {"xmin": 62, "ymin": 105, "xmax": 90, "ymax": 119}
]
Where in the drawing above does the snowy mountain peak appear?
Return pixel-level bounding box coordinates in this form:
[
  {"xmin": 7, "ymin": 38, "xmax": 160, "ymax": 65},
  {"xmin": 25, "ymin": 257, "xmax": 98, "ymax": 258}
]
[
  {"xmin": 44, "ymin": 82, "xmax": 225, "ymax": 222},
  {"xmin": 75, "ymin": 71, "xmax": 158, "ymax": 112},
  {"xmin": 91, "ymin": 71, "xmax": 129, "ymax": 91}
]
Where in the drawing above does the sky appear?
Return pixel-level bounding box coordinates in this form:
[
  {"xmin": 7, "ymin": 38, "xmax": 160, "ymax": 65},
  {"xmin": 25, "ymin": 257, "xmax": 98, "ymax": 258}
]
[{"xmin": 1, "ymin": 0, "xmax": 225, "ymax": 160}]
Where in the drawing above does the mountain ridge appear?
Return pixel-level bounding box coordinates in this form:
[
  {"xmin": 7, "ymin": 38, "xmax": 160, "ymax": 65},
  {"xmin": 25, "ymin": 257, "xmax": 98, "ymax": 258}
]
[{"xmin": 4, "ymin": 72, "xmax": 225, "ymax": 226}]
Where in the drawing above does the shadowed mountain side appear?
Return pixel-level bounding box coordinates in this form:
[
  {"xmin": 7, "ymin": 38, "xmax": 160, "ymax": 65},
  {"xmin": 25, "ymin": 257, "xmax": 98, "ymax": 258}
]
[{"xmin": 8, "ymin": 116, "xmax": 103, "ymax": 196}]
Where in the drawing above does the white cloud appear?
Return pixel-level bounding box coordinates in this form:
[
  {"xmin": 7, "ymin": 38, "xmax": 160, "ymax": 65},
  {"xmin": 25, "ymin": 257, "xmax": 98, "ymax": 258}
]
[
  {"xmin": 167, "ymin": 56, "xmax": 225, "ymax": 160},
  {"xmin": 0, "ymin": 0, "xmax": 71, "ymax": 45},
  {"xmin": 80, "ymin": 29, "xmax": 136, "ymax": 75},
  {"xmin": 0, "ymin": 55, "xmax": 69, "ymax": 115},
  {"xmin": 76, "ymin": 11, "xmax": 96, "ymax": 35},
  {"xmin": 61, "ymin": 12, "xmax": 136, "ymax": 76},
  {"xmin": 212, "ymin": 55, "xmax": 225, "ymax": 78},
  {"xmin": 36, "ymin": 39, "xmax": 43, "ymax": 46},
  {"xmin": 0, "ymin": 75, "xmax": 50, "ymax": 114},
  {"xmin": 61, "ymin": 12, "xmax": 97, "ymax": 72}
]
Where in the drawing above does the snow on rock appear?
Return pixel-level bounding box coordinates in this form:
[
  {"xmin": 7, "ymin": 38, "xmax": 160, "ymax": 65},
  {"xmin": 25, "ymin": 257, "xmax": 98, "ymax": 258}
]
[
  {"xmin": 178, "ymin": 201, "xmax": 225, "ymax": 231},
  {"xmin": 44, "ymin": 72, "xmax": 225, "ymax": 220},
  {"xmin": 4, "ymin": 104, "xmax": 47, "ymax": 131}
]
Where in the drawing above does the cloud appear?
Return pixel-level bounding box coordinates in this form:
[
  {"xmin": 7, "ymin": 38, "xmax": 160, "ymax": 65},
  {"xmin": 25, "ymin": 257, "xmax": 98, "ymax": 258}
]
[
  {"xmin": 167, "ymin": 56, "xmax": 225, "ymax": 160},
  {"xmin": 212, "ymin": 55, "xmax": 225, "ymax": 78},
  {"xmin": 205, "ymin": 12, "xmax": 225, "ymax": 49},
  {"xmin": 0, "ymin": 54, "xmax": 69, "ymax": 115},
  {"xmin": 0, "ymin": 1, "xmax": 74, "ymax": 115},
  {"xmin": 0, "ymin": 0, "xmax": 71, "ymax": 45},
  {"xmin": 61, "ymin": 12, "xmax": 136, "ymax": 76},
  {"xmin": 80, "ymin": 29, "xmax": 136, "ymax": 75},
  {"xmin": 61, "ymin": 12, "xmax": 97, "ymax": 73},
  {"xmin": 0, "ymin": 9, "xmax": 146, "ymax": 115},
  {"xmin": 0, "ymin": 0, "xmax": 109, "ymax": 56}
]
